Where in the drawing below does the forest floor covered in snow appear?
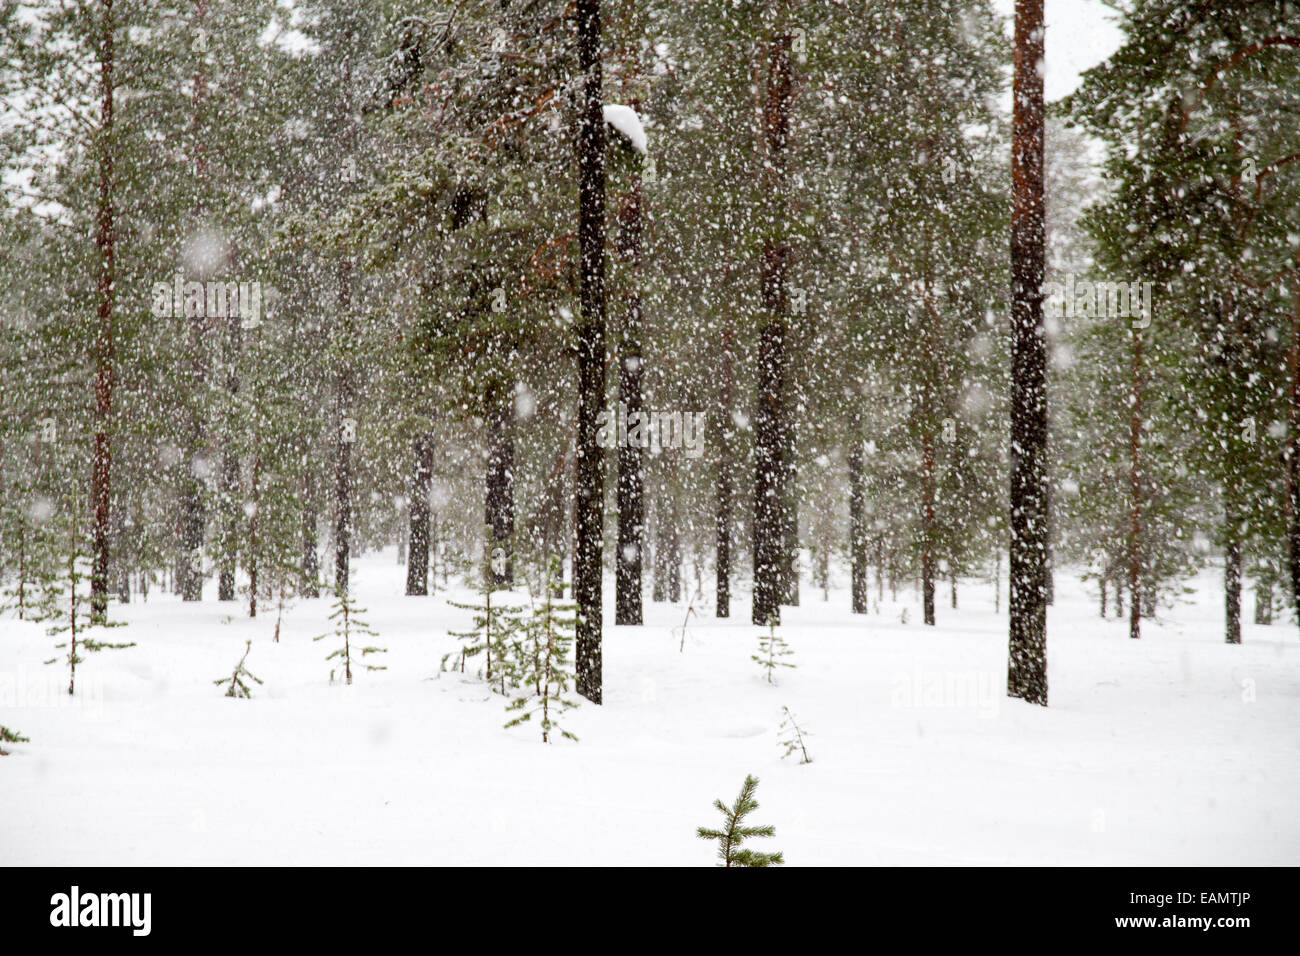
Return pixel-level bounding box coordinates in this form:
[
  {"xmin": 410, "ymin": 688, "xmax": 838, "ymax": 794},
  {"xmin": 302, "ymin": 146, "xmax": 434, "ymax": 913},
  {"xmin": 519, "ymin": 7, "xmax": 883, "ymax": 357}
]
[{"xmin": 2, "ymin": 552, "xmax": 1298, "ymax": 866}]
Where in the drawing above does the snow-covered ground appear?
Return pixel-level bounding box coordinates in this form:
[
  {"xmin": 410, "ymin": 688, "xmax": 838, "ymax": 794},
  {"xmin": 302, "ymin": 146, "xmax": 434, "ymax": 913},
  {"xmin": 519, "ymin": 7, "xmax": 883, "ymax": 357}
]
[{"xmin": 2, "ymin": 552, "xmax": 1297, "ymax": 865}]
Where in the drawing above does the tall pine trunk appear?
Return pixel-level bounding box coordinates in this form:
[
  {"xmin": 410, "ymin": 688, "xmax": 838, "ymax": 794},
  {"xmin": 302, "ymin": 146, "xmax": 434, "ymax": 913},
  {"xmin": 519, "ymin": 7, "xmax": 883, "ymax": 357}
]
[
  {"xmin": 574, "ymin": 0, "xmax": 607, "ymax": 704},
  {"xmin": 752, "ymin": 22, "xmax": 795, "ymax": 627},
  {"xmin": 217, "ymin": 317, "xmax": 242, "ymax": 601},
  {"xmin": 1224, "ymin": 496, "xmax": 1242, "ymax": 645},
  {"xmin": 90, "ymin": 0, "xmax": 116, "ymax": 623},
  {"xmin": 1007, "ymin": 0, "xmax": 1049, "ymax": 705},
  {"xmin": 715, "ymin": 320, "xmax": 735, "ymax": 618},
  {"xmin": 406, "ymin": 432, "xmax": 433, "ymax": 595},
  {"xmin": 1128, "ymin": 324, "xmax": 1143, "ymax": 638},
  {"xmin": 486, "ymin": 386, "xmax": 515, "ymax": 588},
  {"xmin": 1286, "ymin": 267, "xmax": 1300, "ymax": 631},
  {"xmin": 849, "ymin": 431, "xmax": 868, "ymax": 614},
  {"xmin": 615, "ymin": 165, "xmax": 644, "ymax": 625}
]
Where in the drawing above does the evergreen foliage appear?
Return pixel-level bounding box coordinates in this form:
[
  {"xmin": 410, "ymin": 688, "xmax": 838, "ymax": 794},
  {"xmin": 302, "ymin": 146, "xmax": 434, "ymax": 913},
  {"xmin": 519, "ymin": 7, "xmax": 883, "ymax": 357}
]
[
  {"xmin": 214, "ymin": 640, "xmax": 263, "ymax": 699},
  {"xmin": 0, "ymin": 725, "xmax": 30, "ymax": 756},
  {"xmin": 697, "ymin": 774, "xmax": 785, "ymax": 867},
  {"xmin": 505, "ymin": 565, "xmax": 580, "ymax": 742},
  {"xmin": 752, "ymin": 622, "xmax": 795, "ymax": 684},
  {"xmin": 315, "ymin": 587, "xmax": 386, "ymax": 685},
  {"xmin": 778, "ymin": 706, "xmax": 812, "ymax": 764}
]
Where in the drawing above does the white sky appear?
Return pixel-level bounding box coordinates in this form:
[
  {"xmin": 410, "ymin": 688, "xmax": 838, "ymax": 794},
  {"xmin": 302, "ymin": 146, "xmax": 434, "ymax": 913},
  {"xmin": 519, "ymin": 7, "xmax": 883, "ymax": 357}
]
[{"xmin": 993, "ymin": 0, "xmax": 1127, "ymax": 102}]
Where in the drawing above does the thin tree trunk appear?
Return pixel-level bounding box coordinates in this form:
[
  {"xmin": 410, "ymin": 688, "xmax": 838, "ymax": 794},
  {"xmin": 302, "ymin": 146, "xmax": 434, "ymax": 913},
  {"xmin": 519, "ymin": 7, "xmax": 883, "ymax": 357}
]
[
  {"xmin": 1286, "ymin": 266, "xmax": 1300, "ymax": 630},
  {"xmin": 218, "ymin": 318, "xmax": 242, "ymax": 602},
  {"xmin": 616, "ymin": 154, "xmax": 644, "ymax": 626},
  {"xmin": 849, "ymin": 435, "xmax": 868, "ymax": 614},
  {"xmin": 1225, "ymin": 506, "xmax": 1242, "ymax": 645},
  {"xmin": 921, "ymin": 421, "xmax": 936, "ymax": 626},
  {"xmin": 406, "ymin": 432, "xmax": 433, "ymax": 596},
  {"xmin": 1007, "ymin": 0, "xmax": 1049, "ymax": 705},
  {"xmin": 1255, "ymin": 561, "xmax": 1273, "ymax": 625},
  {"xmin": 715, "ymin": 318, "xmax": 735, "ymax": 618},
  {"xmin": 333, "ymin": 254, "xmax": 354, "ymax": 596},
  {"xmin": 90, "ymin": 1, "xmax": 116, "ymax": 622},
  {"xmin": 751, "ymin": 15, "xmax": 795, "ymax": 627},
  {"xmin": 574, "ymin": 0, "xmax": 607, "ymax": 704},
  {"xmin": 1128, "ymin": 324, "xmax": 1143, "ymax": 638},
  {"xmin": 485, "ymin": 387, "xmax": 515, "ymax": 588},
  {"xmin": 247, "ymin": 458, "xmax": 259, "ymax": 618}
]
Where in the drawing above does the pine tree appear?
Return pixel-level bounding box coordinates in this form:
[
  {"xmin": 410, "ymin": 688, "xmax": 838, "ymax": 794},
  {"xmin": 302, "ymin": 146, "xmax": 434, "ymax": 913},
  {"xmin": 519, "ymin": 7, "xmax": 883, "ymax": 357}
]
[
  {"xmin": 1007, "ymin": 0, "xmax": 1050, "ymax": 704},
  {"xmin": 697, "ymin": 775, "xmax": 785, "ymax": 867},
  {"xmin": 214, "ymin": 640, "xmax": 262, "ymax": 699},
  {"xmin": 0, "ymin": 726, "xmax": 29, "ymax": 757},
  {"xmin": 43, "ymin": 501, "xmax": 133, "ymax": 697},
  {"xmin": 444, "ymin": 566, "xmax": 526, "ymax": 693},
  {"xmin": 778, "ymin": 706, "xmax": 811, "ymax": 764},
  {"xmin": 506, "ymin": 565, "xmax": 580, "ymax": 742},
  {"xmin": 752, "ymin": 621, "xmax": 795, "ymax": 684},
  {"xmin": 314, "ymin": 587, "xmax": 386, "ymax": 685}
]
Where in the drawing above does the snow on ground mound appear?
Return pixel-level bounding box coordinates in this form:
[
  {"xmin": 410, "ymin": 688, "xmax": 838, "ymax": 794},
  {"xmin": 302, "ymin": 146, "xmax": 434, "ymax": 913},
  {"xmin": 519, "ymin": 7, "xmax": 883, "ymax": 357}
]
[{"xmin": 1, "ymin": 551, "xmax": 1297, "ymax": 865}]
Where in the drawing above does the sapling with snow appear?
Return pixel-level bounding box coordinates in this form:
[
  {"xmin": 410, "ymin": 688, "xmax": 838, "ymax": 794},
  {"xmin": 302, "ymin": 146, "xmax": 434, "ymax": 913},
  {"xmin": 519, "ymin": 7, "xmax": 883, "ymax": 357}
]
[
  {"xmin": 505, "ymin": 564, "xmax": 580, "ymax": 742},
  {"xmin": 697, "ymin": 775, "xmax": 785, "ymax": 867},
  {"xmin": 314, "ymin": 587, "xmax": 386, "ymax": 684},
  {"xmin": 0, "ymin": 726, "xmax": 29, "ymax": 756},
  {"xmin": 753, "ymin": 622, "xmax": 795, "ymax": 684},
  {"xmin": 214, "ymin": 640, "xmax": 263, "ymax": 698},
  {"xmin": 444, "ymin": 563, "xmax": 526, "ymax": 692},
  {"xmin": 43, "ymin": 508, "xmax": 132, "ymax": 696},
  {"xmin": 778, "ymin": 706, "xmax": 813, "ymax": 764}
]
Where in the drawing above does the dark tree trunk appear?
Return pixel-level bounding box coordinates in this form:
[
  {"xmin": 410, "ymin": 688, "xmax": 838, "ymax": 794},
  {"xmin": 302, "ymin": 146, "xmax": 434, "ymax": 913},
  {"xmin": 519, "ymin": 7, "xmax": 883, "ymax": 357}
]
[
  {"xmin": 217, "ymin": 318, "xmax": 242, "ymax": 602},
  {"xmin": 921, "ymin": 423, "xmax": 936, "ymax": 626},
  {"xmin": 485, "ymin": 388, "xmax": 515, "ymax": 588},
  {"xmin": 1100, "ymin": 575, "xmax": 1107, "ymax": 618},
  {"xmin": 574, "ymin": 0, "xmax": 607, "ymax": 704},
  {"xmin": 652, "ymin": 502, "xmax": 666, "ymax": 603},
  {"xmin": 1286, "ymin": 271, "xmax": 1300, "ymax": 630},
  {"xmin": 715, "ymin": 322, "xmax": 735, "ymax": 618},
  {"xmin": 751, "ymin": 23, "xmax": 795, "ymax": 627},
  {"xmin": 90, "ymin": 3, "xmax": 116, "ymax": 622},
  {"xmin": 615, "ymin": 168, "xmax": 644, "ymax": 625},
  {"xmin": 782, "ymin": 453, "xmax": 799, "ymax": 606},
  {"xmin": 1225, "ymin": 500, "xmax": 1242, "ymax": 645},
  {"xmin": 849, "ymin": 436, "xmax": 868, "ymax": 614},
  {"xmin": 1255, "ymin": 562, "xmax": 1273, "ymax": 625},
  {"xmin": 406, "ymin": 432, "xmax": 433, "ymax": 595},
  {"xmin": 876, "ymin": 535, "xmax": 885, "ymax": 605},
  {"xmin": 1129, "ymin": 325, "xmax": 1143, "ymax": 638},
  {"xmin": 1007, "ymin": 0, "xmax": 1049, "ymax": 706},
  {"xmin": 247, "ymin": 459, "xmax": 259, "ymax": 618},
  {"xmin": 333, "ymin": 256, "xmax": 354, "ymax": 597},
  {"xmin": 301, "ymin": 490, "xmax": 319, "ymax": 598}
]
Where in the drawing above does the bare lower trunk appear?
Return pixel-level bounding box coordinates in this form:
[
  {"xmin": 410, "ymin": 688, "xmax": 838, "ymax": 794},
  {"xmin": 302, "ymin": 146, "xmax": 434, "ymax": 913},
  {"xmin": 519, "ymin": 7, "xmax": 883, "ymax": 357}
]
[
  {"xmin": 406, "ymin": 433, "xmax": 433, "ymax": 595},
  {"xmin": 574, "ymin": 0, "xmax": 607, "ymax": 704},
  {"xmin": 1007, "ymin": 0, "xmax": 1049, "ymax": 705}
]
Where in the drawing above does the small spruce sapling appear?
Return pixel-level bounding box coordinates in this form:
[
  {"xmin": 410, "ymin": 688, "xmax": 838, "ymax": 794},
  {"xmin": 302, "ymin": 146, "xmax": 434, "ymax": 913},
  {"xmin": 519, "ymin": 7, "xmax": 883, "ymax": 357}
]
[
  {"xmin": 314, "ymin": 586, "xmax": 386, "ymax": 684},
  {"xmin": 697, "ymin": 775, "xmax": 785, "ymax": 867},
  {"xmin": 214, "ymin": 640, "xmax": 263, "ymax": 698},
  {"xmin": 43, "ymin": 505, "xmax": 132, "ymax": 695},
  {"xmin": 0, "ymin": 725, "xmax": 30, "ymax": 756},
  {"xmin": 778, "ymin": 706, "xmax": 812, "ymax": 763},
  {"xmin": 506, "ymin": 560, "xmax": 580, "ymax": 742},
  {"xmin": 753, "ymin": 621, "xmax": 795, "ymax": 684},
  {"xmin": 444, "ymin": 561, "xmax": 526, "ymax": 692}
]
